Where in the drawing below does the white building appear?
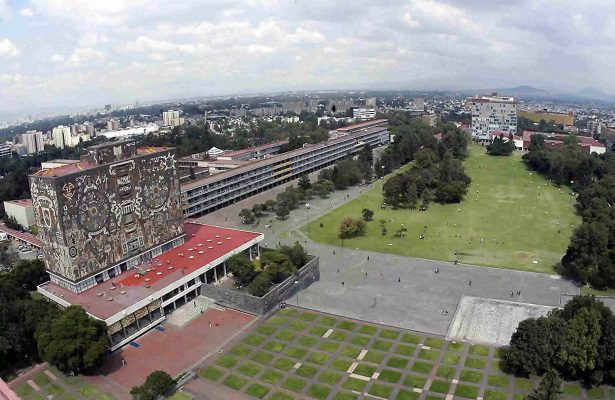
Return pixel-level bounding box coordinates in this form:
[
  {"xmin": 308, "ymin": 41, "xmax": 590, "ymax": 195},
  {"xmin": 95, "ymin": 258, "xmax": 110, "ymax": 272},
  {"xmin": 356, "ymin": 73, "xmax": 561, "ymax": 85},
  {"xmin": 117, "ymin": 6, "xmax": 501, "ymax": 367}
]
[
  {"xmin": 3, "ymin": 199, "xmax": 35, "ymax": 229},
  {"xmin": 106, "ymin": 120, "xmax": 120, "ymax": 131},
  {"xmin": 52, "ymin": 125, "xmax": 72, "ymax": 149},
  {"xmin": 470, "ymin": 94, "xmax": 517, "ymax": 141},
  {"xmin": 0, "ymin": 142, "xmax": 12, "ymax": 158},
  {"xmin": 366, "ymin": 97, "xmax": 377, "ymax": 108},
  {"xmin": 23, "ymin": 131, "xmax": 44, "ymax": 154},
  {"xmin": 163, "ymin": 110, "xmax": 184, "ymax": 127},
  {"xmin": 587, "ymin": 120, "xmax": 602, "ymax": 135},
  {"xmin": 100, "ymin": 124, "xmax": 159, "ymax": 139},
  {"xmin": 353, "ymin": 108, "xmax": 376, "ymax": 121}
]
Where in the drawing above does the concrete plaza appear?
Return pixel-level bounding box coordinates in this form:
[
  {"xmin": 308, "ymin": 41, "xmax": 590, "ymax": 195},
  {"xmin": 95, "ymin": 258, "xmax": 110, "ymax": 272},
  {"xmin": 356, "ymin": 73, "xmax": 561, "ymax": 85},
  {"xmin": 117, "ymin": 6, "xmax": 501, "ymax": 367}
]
[{"xmin": 201, "ymin": 178, "xmax": 580, "ymax": 337}]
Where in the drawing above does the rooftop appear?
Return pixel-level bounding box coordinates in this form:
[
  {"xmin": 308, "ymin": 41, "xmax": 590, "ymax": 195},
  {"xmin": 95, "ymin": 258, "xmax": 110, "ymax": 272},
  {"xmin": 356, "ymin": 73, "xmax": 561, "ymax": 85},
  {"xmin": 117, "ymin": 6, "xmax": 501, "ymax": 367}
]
[
  {"xmin": 0, "ymin": 223, "xmax": 43, "ymax": 247},
  {"xmin": 38, "ymin": 222, "xmax": 262, "ymax": 320},
  {"xmin": 3, "ymin": 198, "xmax": 32, "ymax": 207},
  {"xmin": 336, "ymin": 119, "xmax": 388, "ymax": 132},
  {"xmin": 33, "ymin": 146, "xmax": 172, "ymax": 178},
  {"xmin": 218, "ymin": 140, "xmax": 289, "ymax": 159}
]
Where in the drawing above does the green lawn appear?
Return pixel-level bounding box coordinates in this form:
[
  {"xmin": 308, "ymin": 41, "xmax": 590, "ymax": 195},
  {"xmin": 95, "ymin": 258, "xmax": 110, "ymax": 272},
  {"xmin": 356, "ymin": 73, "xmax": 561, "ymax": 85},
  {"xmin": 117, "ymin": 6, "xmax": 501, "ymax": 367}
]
[{"xmin": 301, "ymin": 146, "xmax": 580, "ymax": 272}]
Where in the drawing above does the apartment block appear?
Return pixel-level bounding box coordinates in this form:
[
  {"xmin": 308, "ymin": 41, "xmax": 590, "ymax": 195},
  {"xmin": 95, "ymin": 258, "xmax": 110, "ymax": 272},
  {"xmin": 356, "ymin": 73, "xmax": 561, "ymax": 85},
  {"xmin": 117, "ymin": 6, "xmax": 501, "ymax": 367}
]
[
  {"xmin": 470, "ymin": 94, "xmax": 517, "ymax": 141},
  {"xmin": 181, "ymin": 119, "xmax": 389, "ymax": 217}
]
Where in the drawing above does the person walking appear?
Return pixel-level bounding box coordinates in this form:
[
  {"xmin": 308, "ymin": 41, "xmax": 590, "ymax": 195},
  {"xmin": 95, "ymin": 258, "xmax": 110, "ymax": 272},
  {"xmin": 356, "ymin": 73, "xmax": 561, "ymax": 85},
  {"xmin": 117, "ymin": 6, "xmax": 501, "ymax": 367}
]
[
  {"xmin": 468, "ymin": 280, "xmax": 471, "ymax": 286},
  {"xmin": 342, "ymin": 281, "xmax": 345, "ymax": 287}
]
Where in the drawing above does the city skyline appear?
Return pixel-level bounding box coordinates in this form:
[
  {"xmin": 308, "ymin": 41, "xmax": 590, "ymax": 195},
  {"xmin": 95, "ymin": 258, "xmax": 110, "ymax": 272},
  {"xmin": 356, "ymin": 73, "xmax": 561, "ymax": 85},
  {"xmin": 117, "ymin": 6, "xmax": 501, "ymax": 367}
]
[{"xmin": 1, "ymin": 0, "xmax": 615, "ymax": 112}]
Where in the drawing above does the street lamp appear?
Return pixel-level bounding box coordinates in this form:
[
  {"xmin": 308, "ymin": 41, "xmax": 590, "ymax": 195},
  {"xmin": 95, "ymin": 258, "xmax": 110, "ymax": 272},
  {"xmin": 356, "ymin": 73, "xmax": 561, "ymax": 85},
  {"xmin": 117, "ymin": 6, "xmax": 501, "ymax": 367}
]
[
  {"xmin": 305, "ymin": 203, "xmax": 311, "ymax": 234},
  {"xmin": 294, "ymin": 280, "xmax": 299, "ymax": 308}
]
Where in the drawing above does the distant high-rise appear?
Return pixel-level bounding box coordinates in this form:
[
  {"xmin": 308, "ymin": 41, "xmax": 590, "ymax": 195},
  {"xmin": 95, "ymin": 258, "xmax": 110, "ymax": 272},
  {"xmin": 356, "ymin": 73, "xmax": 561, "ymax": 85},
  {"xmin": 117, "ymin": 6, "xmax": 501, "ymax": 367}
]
[
  {"xmin": 413, "ymin": 97, "xmax": 425, "ymax": 111},
  {"xmin": 470, "ymin": 94, "xmax": 517, "ymax": 141},
  {"xmin": 163, "ymin": 110, "xmax": 184, "ymax": 127},
  {"xmin": 353, "ymin": 108, "xmax": 376, "ymax": 121},
  {"xmin": 52, "ymin": 125, "xmax": 72, "ymax": 149},
  {"xmin": 104, "ymin": 104, "xmax": 112, "ymax": 111},
  {"xmin": 23, "ymin": 130, "xmax": 44, "ymax": 154},
  {"xmin": 0, "ymin": 142, "xmax": 12, "ymax": 158},
  {"xmin": 107, "ymin": 119, "xmax": 120, "ymax": 131},
  {"xmin": 366, "ymin": 97, "xmax": 377, "ymax": 108}
]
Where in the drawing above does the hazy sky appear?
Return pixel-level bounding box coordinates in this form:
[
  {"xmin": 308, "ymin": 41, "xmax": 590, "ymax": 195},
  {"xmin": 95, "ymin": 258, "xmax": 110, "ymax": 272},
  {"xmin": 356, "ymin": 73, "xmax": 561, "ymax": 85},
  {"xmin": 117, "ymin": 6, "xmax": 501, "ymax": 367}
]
[{"xmin": 0, "ymin": 0, "xmax": 613, "ymax": 112}]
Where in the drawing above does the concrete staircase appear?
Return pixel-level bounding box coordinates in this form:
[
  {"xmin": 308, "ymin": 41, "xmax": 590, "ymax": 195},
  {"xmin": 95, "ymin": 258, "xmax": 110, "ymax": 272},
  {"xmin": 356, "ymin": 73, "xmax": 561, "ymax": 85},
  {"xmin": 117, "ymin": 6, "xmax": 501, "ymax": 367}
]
[{"xmin": 165, "ymin": 296, "xmax": 222, "ymax": 327}]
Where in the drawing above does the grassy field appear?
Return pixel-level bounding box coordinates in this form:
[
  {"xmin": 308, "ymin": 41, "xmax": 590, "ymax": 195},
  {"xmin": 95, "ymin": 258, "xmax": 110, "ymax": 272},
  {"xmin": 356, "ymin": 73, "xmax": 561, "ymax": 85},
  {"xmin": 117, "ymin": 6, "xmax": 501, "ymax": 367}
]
[
  {"xmin": 301, "ymin": 145, "xmax": 580, "ymax": 273},
  {"xmin": 199, "ymin": 308, "xmax": 610, "ymax": 400}
]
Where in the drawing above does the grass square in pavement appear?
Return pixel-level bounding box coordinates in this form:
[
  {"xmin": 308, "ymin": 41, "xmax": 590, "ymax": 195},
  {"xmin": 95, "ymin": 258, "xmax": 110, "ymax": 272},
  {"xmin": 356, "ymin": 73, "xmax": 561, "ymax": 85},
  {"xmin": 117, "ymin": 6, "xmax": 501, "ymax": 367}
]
[
  {"xmin": 307, "ymin": 351, "xmax": 330, "ymax": 365},
  {"xmin": 284, "ymin": 346, "xmax": 308, "ymax": 359},
  {"xmin": 309, "ymin": 325, "xmax": 328, "ymax": 336},
  {"xmin": 264, "ymin": 340, "xmax": 286, "ymax": 352},
  {"xmin": 307, "ymin": 384, "xmax": 331, "ymax": 399},
  {"xmin": 343, "ymin": 376, "xmax": 368, "ymax": 391},
  {"xmin": 33, "ymin": 372, "xmax": 51, "ymax": 387},
  {"xmin": 318, "ymin": 316, "xmax": 337, "ymax": 326},
  {"xmin": 460, "ymin": 369, "xmax": 483, "ymax": 383},
  {"xmin": 373, "ymin": 339, "xmax": 393, "ymax": 351},
  {"xmin": 216, "ymin": 354, "xmax": 239, "ymax": 368},
  {"xmin": 318, "ymin": 370, "xmax": 343, "ymax": 385},
  {"xmin": 369, "ymin": 383, "xmax": 394, "ymax": 398},
  {"xmin": 269, "ymin": 392, "xmax": 294, "ymax": 400},
  {"xmin": 402, "ymin": 332, "xmax": 422, "ymax": 344},
  {"xmin": 359, "ymin": 325, "xmax": 378, "ymax": 335},
  {"xmin": 298, "ymin": 335, "xmax": 319, "ymax": 347},
  {"xmin": 238, "ymin": 362, "xmax": 262, "ymax": 377},
  {"xmin": 485, "ymin": 389, "xmax": 508, "ymax": 400},
  {"xmin": 337, "ymin": 320, "xmax": 356, "ymax": 331},
  {"xmin": 332, "ymin": 358, "xmax": 353, "ymax": 372},
  {"xmin": 488, "ymin": 374, "xmax": 510, "ymax": 388},
  {"xmin": 340, "ymin": 346, "xmax": 362, "ymax": 358},
  {"xmin": 429, "ymin": 379, "xmax": 450, "ymax": 394},
  {"xmin": 350, "ymin": 334, "xmax": 371, "ymax": 346},
  {"xmin": 298, "ymin": 311, "xmax": 319, "ymax": 321},
  {"xmin": 379, "ymin": 369, "xmax": 402, "ymax": 383},
  {"xmin": 267, "ymin": 316, "xmax": 287, "ymax": 326},
  {"xmin": 412, "ymin": 361, "xmax": 433, "ymax": 374},
  {"xmin": 333, "ymin": 391, "xmax": 359, "ymax": 400},
  {"xmin": 256, "ymin": 324, "xmax": 277, "ymax": 336},
  {"xmin": 272, "ymin": 357, "xmax": 295, "ymax": 371},
  {"xmin": 515, "ymin": 377, "xmax": 535, "ymax": 391},
  {"xmin": 469, "ymin": 344, "xmax": 491, "ymax": 356},
  {"xmin": 587, "ymin": 386, "xmax": 606, "ymax": 399},
  {"xmin": 403, "ymin": 374, "xmax": 428, "ymax": 389},
  {"xmin": 387, "ymin": 356, "xmax": 410, "ymax": 369},
  {"xmin": 353, "ymin": 363, "xmax": 377, "ymax": 377},
  {"xmin": 200, "ymin": 366, "xmax": 225, "ymax": 381},
  {"xmin": 296, "ymin": 364, "xmax": 319, "ymax": 378},
  {"xmin": 261, "ymin": 369, "xmax": 284, "ymax": 384},
  {"xmin": 424, "ymin": 337, "xmax": 444, "ymax": 348},
  {"xmin": 396, "ymin": 389, "xmax": 421, "ymax": 400},
  {"xmin": 278, "ymin": 308, "xmax": 298, "ymax": 317},
  {"xmin": 288, "ymin": 320, "xmax": 308, "ymax": 331},
  {"xmin": 318, "ymin": 340, "xmax": 340, "ymax": 353},
  {"xmin": 436, "ymin": 365, "xmax": 455, "ymax": 379},
  {"xmin": 282, "ymin": 376, "xmax": 308, "ymax": 393},
  {"xmin": 329, "ymin": 330, "xmax": 348, "ymax": 341},
  {"xmin": 380, "ymin": 328, "xmax": 400, "ymax": 340},
  {"xmin": 245, "ymin": 383, "xmax": 270, "ymax": 399},
  {"xmin": 230, "ymin": 344, "xmax": 253, "ymax": 357},
  {"xmin": 447, "ymin": 341, "xmax": 465, "ymax": 352},
  {"xmin": 455, "ymin": 384, "xmax": 480, "ymax": 399},
  {"xmin": 251, "ymin": 351, "xmax": 274, "ymax": 365},
  {"xmin": 418, "ymin": 348, "xmax": 439, "ymax": 361},
  {"xmin": 395, "ymin": 344, "xmax": 416, "ymax": 356},
  {"xmin": 442, "ymin": 352, "xmax": 461, "ymax": 365},
  {"xmin": 465, "ymin": 357, "xmax": 487, "ymax": 369},
  {"xmin": 275, "ymin": 329, "xmax": 297, "ymax": 342},
  {"xmin": 223, "ymin": 374, "xmax": 248, "ymax": 390},
  {"xmin": 243, "ymin": 334, "xmax": 267, "ymax": 346},
  {"xmin": 364, "ymin": 350, "xmax": 385, "ymax": 364}
]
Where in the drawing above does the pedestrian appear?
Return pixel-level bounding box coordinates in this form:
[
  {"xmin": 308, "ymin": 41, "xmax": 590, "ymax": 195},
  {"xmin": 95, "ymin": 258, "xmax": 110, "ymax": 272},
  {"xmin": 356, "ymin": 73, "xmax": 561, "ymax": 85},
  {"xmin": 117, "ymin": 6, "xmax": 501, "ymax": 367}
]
[
  {"xmin": 342, "ymin": 281, "xmax": 345, "ymax": 287},
  {"xmin": 194, "ymin": 301, "xmax": 196, "ymax": 307},
  {"xmin": 380, "ymin": 271, "xmax": 382, "ymax": 276},
  {"xmin": 225, "ymin": 217, "xmax": 228, "ymax": 221},
  {"xmin": 278, "ymin": 241, "xmax": 281, "ymax": 246},
  {"xmin": 304, "ymin": 239, "xmax": 307, "ymax": 244},
  {"xmin": 365, "ymin": 271, "xmax": 368, "ymax": 277},
  {"xmin": 209, "ymin": 321, "xmax": 212, "ymax": 328},
  {"xmin": 517, "ymin": 290, "xmax": 521, "ymax": 295},
  {"xmin": 510, "ymin": 291, "xmax": 514, "ymax": 297},
  {"xmin": 367, "ymin": 255, "xmax": 370, "ymax": 261},
  {"xmin": 469, "ymin": 280, "xmax": 472, "ymax": 286},
  {"xmin": 121, "ymin": 358, "xmax": 126, "ymax": 367},
  {"xmin": 397, "ymin": 277, "xmax": 401, "ymax": 283}
]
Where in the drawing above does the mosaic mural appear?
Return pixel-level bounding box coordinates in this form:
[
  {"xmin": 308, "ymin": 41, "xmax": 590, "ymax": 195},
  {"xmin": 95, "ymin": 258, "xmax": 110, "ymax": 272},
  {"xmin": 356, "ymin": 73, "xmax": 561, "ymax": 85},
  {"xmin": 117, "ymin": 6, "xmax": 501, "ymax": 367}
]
[{"xmin": 30, "ymin": 142, "xmax": 185, "ymax": 284}]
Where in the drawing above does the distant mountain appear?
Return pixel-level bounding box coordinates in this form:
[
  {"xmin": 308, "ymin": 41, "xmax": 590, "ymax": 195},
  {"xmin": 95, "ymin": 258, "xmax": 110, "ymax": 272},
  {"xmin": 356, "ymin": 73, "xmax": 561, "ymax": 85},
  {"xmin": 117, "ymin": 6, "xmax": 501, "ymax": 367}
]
[
  {"xmin": 573, "ymin": 87, "xmax": 615, "ymax": 102},
  {"xmin": 493, "ymin": 85, "xmax": 553, "ymax": 97},
  {"xmin": 465, "ymin": 85, "xmax": 615, "ymax": 103}
]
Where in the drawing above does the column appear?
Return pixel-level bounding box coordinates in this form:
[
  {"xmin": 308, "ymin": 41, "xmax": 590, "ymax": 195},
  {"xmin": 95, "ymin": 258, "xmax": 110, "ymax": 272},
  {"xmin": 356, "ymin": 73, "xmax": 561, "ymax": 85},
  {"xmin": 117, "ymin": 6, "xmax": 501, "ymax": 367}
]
[
  {"xmin": 223, "ymin": 262, "xmax": 227, "ymax": 277},
  {"xmin": 214, "ymin": 266, "xmax": 218, "ymax": 282}
]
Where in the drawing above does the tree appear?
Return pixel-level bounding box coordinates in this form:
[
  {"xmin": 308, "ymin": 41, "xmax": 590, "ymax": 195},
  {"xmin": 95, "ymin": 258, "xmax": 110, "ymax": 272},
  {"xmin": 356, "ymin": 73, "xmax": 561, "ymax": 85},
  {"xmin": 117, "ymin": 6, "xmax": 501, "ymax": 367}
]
[
  {"xmin": 130, "ymin": 370, "xmax": 175, "ymax": 400},
  {"xmin": 560, "ymin": 222, "xmax": 609, "ymax": 287},
  {"xmin": 11, "ymin": 260, "xmax": 48, "ymax": 290},
  {"xmin": 338, "ymin": 218, "xmax": 366, "ymax": 239},
  {"xmin": 506, "ymin": 316, "xmax": 563, "ymax": 376},
  {"xmin": 362, "ymin": 208, "xmax": 374, "ymax": 221},
  {"xmin": 358, "ymin": 144, "xmax": 374, "ymax": 166},
  {"xmin": 298, "ymin": 174, "xmax": 311, "ymax": 191},
  {"xmin": 35, "ymin": 306, "xmax": 110, "ymax": 374},
  {"xmin": 554, "ymin": 307, "xmax": 601, "ymax": 378},
  {"xmin": 226, "ymin": 253, "xmax": 257, "ymax": 287},
  {"xmin": 275, "ymin": 203, "xmax": 290, "ymax": 220},
  {"xmin": 249, "ymin": 272, "xmax": 271, "ymax": 297},
  {"xmin": 279, "ymin": 242, "xmax": 309, "ymax": 268},
  {"xmin": 527, "ymin": 370, "xmax": 562, "ymax": 400},
  {"xmin": 264, "ymin": 199, "xmax": 276, "ymax": 212},
  {"xmin": 486, "ymin": 134, "xmax": 515, "ymax": 156},
  {"xmin": 239, "ymin": 208, "xmax": 256, "ymax": 224}
]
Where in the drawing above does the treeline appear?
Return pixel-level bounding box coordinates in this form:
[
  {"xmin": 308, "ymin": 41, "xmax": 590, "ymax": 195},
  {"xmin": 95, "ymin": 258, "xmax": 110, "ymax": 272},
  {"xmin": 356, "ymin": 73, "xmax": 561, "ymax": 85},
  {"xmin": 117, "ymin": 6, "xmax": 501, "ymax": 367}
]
[
  {"xmin": 375, "ymin": 112, "xmax": 471, "ymax": 209},
  {"xmin": 0, "ymin": 260, "xmax": 109, "ymax": 378},
  {"xmin": 506, "ymin": 296, "xmax": 615, "ymax": 386},
  {"xmin": 486, "ymin": 134, "xmax": 515, "ymax": 156},
  {"xmin": 226, "ymin": 243, "xmax": 309, "ymax": 296},
  {"xmin": 523, "ymin": 135, "xmax": 615, "ymax": 289}
]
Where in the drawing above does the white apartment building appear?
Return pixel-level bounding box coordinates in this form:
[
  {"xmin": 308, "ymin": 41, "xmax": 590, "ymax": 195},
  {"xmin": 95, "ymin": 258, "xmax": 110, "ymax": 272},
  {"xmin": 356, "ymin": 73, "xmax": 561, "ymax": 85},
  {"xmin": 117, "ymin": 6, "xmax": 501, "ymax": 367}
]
[
  {"xmin": 470, "ymin": 94, "xmax": 517, "ymax": 141},
  {"xmin": 23, "ymin": 131, "xmax": 44, "ymax": 154},
  {"xmin": 353, "ymin": 108, "xmax": 377, "ymax": 121},
  {"xmin": 106, "ymin": 120, "xmax": 120, "ymax": 131},
  {"xmin": 0, "ymin": 142, "xmax": 12, "ymax": 158},
  {"xmin": 163, "ymin": 110, "xmax": 185, "ymax": 127},
  {"xmin": 52, "ymin": 125, "xmax": 72, "ymax": 149}
]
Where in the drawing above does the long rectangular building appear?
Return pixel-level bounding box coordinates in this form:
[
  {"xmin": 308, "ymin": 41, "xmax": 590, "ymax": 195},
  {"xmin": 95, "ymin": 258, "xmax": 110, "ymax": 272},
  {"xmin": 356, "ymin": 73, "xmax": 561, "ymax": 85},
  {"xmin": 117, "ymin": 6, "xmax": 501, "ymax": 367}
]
[{"xmin": 181, "ymin": 119, "xmax": 389, "ymax": 217}]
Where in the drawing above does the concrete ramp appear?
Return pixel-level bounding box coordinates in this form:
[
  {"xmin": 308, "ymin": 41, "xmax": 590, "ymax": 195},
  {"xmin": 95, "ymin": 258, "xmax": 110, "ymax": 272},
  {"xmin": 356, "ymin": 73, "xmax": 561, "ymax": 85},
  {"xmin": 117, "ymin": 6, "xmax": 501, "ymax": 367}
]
[
  {"xmin": 166, "ymin": 296, "xmax": 221, "ymax": 327},
  {"xmin": 447, "ymin": 296, "xmax": 555, "ymax": 346}
]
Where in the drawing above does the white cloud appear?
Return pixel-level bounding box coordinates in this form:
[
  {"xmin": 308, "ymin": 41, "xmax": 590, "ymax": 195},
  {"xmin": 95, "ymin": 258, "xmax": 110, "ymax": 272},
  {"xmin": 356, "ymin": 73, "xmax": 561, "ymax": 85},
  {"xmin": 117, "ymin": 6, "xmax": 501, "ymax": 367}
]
[
  {"xmin": 50, "ymin": 54, "xmax": 64, "ymax": 62},
  {"xmin": 403, "ymin": 12, "xmax": 420, "ymax": 28},
  {"xmin": 0, "ymin": 0, "xmax": 9, "ymax": 20},
  {"xmin": 66, "ymin": 48, "xmax": 106, "ymax": 67},
  {"xmin": 79, "ymin": 32, "xmax": 107, "ymax": 46},
  {"xmin": 32, "ymin": 0, "xmax": 150, "ymax": 27},
  {"xmin": 0, "ymin": 38, "xmax": 18, "ymax": 57},
  {"xmin": 20, "ymin": 8, "xmax": 34, "ymax": 17}
]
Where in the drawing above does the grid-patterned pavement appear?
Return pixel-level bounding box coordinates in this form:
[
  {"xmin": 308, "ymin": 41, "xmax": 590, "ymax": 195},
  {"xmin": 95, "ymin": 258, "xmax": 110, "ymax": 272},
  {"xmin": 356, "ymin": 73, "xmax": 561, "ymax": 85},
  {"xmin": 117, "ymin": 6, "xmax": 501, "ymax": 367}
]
[{"xmin": 191, "ymin": 307, "xmax": 615, "ymax": 400}]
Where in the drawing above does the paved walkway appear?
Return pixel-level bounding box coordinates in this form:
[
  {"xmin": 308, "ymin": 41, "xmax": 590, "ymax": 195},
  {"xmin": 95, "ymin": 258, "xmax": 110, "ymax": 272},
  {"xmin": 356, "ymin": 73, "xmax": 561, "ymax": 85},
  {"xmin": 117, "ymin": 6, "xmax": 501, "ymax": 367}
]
[{"xmin": 201, "ymin": 179, "xmax": 580, "ymax": 337}]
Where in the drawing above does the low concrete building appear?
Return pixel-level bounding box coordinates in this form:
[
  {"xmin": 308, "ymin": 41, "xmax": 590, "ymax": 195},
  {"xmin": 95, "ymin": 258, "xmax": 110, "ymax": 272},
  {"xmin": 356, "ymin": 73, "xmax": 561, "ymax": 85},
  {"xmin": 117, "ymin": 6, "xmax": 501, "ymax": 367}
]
[{"xmin": 3, "ymin": 198, "xmax": 35, "ymax": 229}]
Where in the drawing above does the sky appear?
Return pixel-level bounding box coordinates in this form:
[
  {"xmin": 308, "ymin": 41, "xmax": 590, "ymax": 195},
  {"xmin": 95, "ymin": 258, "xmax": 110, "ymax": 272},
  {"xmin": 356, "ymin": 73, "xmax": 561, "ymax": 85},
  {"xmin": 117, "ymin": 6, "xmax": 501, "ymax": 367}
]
[{"xmin": 0, "ymin": 0, "xmax": 614, "ymax": 113}]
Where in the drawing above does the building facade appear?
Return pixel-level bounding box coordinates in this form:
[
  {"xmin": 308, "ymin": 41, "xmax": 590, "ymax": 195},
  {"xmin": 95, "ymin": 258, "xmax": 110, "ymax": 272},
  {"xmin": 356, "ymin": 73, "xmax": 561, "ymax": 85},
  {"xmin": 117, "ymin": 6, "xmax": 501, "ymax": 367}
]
[
  {"xmin": 30, "ymin": 140, "xmax": 185, "ymax": 293},
  {"xmin": 181, "ymin": 120, "xmax": 389, "ymax": 217},
  {"xmin": 0, "ymin": 143, "xmax": 12, "ymax": 158},
  {"xmin": 51, "ymin": 125, "xmax": 72, "ymax": 149},
  {"xmin": 23, "ymin": 131, "xmax": 44, "ymax": 154},
  {"xmin": 353, "ymin": 108, "xmax": 377, "ymax": 121},
  {"xmin": 470, "ymin": 95, "xmax": 517, "ymax": 141},
  {"xmin": 3, "ymin": 199, "xmax": 35, "ymax": 229},
  {"xmin": 163, "ymin": 110, "xmax": 184, "ymax": 127}
]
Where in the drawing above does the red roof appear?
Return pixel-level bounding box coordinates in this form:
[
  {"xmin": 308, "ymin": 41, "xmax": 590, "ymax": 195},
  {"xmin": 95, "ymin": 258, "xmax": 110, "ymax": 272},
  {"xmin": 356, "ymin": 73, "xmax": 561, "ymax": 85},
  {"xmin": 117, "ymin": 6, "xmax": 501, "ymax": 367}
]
[
  {"xmin": 336, "ymin": 119, "xmax": 387, "ymax": 132},
  {"xmin": 0, "ymin": 223, "xmax": 43, "ymax": 248},
  {"xmin": 38, "ymin": 222, "xmax": 263, "ymax": 320},
  {"xmin": 219, "ymin": 140, "xmax": 289, "ymax": 159},
  {"xmin": 33, "ymin": 147, "xmax": 171, "ymax": 178}
]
